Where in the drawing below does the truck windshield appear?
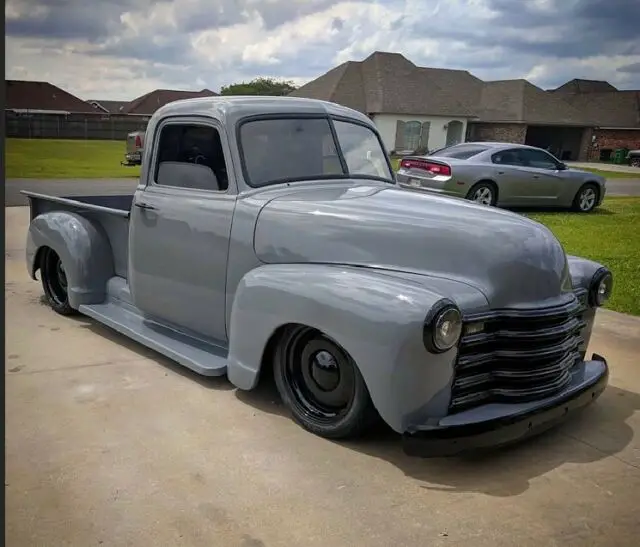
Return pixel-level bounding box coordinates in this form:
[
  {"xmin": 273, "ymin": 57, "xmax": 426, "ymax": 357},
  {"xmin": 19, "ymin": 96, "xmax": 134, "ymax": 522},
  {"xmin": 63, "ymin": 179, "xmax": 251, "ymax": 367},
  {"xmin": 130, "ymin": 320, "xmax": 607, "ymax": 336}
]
[{"xmin": 239, "ymin": 117, "xmax": 393, "ymax": 187}]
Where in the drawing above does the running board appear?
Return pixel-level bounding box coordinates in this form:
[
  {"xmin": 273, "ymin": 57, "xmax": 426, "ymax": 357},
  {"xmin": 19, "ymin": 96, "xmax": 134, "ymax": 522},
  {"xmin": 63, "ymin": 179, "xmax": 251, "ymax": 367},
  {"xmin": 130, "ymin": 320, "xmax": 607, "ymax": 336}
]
[{"xmin": 78, "ymin": 302, "xmax": 228, "ymax": 376}]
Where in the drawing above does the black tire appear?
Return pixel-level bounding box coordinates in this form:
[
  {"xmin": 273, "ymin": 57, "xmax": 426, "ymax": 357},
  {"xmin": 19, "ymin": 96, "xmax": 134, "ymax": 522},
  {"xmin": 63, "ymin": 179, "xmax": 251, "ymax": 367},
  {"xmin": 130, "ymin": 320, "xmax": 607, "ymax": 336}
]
[
  {"xmin": 273, "ymin": 325, "xmax": 379, "ymax": 439},
  {"xmin": 466, "ymin": 181, "xmax": 497, "ymax": 206},
  {"xmin": 40, "ymin": 248, "xmax": 77, "ymax": 316},
  {"xmin": 572, "ymin": 183, "xmax": 599, "ymax": 213},
  {"xmin": 630, "ymin": 158, "xmax": 640, "ymax": 168}
]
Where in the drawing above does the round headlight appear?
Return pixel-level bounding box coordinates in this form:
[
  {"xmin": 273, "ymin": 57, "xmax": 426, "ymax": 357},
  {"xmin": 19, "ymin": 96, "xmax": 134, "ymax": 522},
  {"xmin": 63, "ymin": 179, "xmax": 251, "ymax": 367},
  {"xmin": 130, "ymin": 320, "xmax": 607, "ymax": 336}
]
[
  {"xmin": 424, "ymin": 302, "xmax": 463, "ymax": 353},
  {"xmin": 590, "ymin": 269, "xmax": 613, "ymax": 307}
]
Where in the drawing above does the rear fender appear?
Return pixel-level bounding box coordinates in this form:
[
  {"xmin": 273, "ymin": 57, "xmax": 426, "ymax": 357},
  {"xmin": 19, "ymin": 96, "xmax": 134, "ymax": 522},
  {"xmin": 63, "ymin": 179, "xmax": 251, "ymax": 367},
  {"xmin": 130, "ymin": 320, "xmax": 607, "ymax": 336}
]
[
  {"xmin": 226, "ymin": 263, "xmax": 471, "ymax": 432},
  {"xmin": 27, "ymin": 211, "xmax": 115, "ymax": 308}
]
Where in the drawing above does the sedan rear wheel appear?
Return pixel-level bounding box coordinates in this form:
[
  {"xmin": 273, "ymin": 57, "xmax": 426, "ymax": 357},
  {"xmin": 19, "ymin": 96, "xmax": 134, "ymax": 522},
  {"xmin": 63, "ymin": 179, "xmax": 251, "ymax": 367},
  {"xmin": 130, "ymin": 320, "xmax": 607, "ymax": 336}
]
[
  {"xmin": 631, "ymin": 157, "xmax": 640, "ymax": 168},
  {"xmin": 466, "ymin": 182, "xmax": 497, "ymax": 206}
]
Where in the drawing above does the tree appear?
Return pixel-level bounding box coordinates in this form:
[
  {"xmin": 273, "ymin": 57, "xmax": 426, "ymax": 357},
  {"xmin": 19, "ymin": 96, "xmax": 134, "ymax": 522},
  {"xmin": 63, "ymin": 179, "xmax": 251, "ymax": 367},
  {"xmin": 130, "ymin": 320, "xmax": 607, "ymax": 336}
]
[{"xmin": 220, "ymin": 77, "xmax": 298, "ymax": 96}]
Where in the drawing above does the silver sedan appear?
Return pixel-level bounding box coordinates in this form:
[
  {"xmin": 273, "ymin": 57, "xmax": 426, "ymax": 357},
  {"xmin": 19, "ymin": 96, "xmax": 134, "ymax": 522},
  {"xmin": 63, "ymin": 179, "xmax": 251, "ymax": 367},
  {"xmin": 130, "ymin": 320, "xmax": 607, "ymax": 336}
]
[{"xmin": 395, "ymin": 142, "xmax": 607, "ymax": 212}]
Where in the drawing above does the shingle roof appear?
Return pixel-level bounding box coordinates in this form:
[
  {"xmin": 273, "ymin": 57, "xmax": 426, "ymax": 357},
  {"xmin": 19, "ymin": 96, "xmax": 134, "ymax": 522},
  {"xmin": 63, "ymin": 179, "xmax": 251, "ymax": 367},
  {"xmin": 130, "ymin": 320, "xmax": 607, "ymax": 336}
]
[
  {"xmin": 476, "ymin": 80, "xmax": 588, "ymax": 125},
  {"xmin": 5, "ymin": 80, "xmax": 96, "ymax": 113},
  {"xmin": 290, "ymin": 52, "xmax": 639, "ymax": 128},
  {"xmin": 552, "ymin": 79, "xmax": 618, "ymax": 94},
  {"xmin": 291, "ymin": 52, "xmax": 476, "ymax": 117},
  {"xmin": 556, "ymin": 90, "xmax": 640, "ymax": 128},
  {"xmin": 123, "ymin": 88, "xmax": 219, "ymax": 115}
]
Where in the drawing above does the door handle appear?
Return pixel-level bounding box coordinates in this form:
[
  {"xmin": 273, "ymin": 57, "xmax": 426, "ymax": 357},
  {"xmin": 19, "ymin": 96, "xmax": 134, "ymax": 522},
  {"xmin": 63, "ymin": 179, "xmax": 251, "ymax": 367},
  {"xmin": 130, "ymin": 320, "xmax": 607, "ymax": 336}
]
[
  {"xmin": 533, "ymin": 175, "xmax": 540, "ymax": 179},
  {"xmin": 135, "ymin": 202, "xmax": 157, "ymax": 211},
  {"xmin": 497, "ymin": 171, "xmax": 505, "ymax": 175}
]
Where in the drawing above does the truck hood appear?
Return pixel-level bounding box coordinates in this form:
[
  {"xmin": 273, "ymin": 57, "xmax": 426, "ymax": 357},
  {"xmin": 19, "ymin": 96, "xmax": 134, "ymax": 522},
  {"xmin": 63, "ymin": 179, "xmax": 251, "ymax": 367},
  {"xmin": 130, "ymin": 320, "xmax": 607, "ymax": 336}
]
[{"xmin": 253, "ymin": 183, "xmax": 571, "ymax": 309}]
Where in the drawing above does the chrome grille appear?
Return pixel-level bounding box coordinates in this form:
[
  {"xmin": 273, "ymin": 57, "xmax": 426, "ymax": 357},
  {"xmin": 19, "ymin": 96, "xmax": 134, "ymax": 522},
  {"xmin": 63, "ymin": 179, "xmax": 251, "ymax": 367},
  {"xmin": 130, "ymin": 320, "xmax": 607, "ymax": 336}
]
[{"xmin": 449, "ymin": 291, "xmax": 587, "ymax": 413}]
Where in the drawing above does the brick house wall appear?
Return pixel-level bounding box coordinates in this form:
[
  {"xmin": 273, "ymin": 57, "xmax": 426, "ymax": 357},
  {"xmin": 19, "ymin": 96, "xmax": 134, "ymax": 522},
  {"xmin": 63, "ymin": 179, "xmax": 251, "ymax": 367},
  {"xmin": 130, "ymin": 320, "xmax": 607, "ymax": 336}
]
[
  {"xmin": 589, "ymin": 129, "xmax": 640, "ymax": 160},
  {"xmin": 467, "ymin": 123, "xmax": 527, "ymax": 143}
]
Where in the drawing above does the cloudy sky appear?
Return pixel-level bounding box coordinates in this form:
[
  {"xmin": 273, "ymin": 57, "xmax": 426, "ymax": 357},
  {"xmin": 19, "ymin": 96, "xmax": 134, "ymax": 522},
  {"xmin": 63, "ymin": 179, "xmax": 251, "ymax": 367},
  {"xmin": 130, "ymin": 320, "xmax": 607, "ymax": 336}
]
[{"xmin": 6, "ymin": 0, "xmax": 640, "ymax": 100}]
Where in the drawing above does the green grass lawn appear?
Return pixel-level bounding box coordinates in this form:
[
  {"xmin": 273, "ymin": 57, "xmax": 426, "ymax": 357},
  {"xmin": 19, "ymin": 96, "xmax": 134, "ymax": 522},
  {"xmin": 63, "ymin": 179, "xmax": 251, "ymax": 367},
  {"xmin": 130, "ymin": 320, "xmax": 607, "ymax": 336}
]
[
  {"xmin": 577, "ymin": 167, "xmax": 639, "ymax": 179},
  {"xmin": 528, "ymin": 197, "xmax": 640, "ymax": 316},
  {"xmin": 5, "ymin": 138, "xmax": 141, "ymax": 179}
]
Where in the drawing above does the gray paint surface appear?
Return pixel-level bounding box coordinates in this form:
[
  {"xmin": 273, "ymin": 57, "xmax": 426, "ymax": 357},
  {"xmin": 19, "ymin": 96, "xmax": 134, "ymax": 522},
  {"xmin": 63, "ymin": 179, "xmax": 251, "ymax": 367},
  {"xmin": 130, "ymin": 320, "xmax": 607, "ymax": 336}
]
[
  {"xmin": 21, "ymin": 96, "xmax": 611, "ymax": 436},
  {"xmin": 396, "ymin": 142, "xmax": 609, "ymax": 209},
  {"xmin": 6, "ymin": 179, "xmax": 138, "ymax": 207}
]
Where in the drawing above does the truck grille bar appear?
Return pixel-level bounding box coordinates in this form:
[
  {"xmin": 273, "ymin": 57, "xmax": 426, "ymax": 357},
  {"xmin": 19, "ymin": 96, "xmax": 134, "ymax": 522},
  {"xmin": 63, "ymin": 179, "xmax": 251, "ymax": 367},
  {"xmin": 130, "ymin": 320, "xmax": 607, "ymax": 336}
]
[{"xmin": 449, "ymin": 291, "xmax": 588, "ymax": 414}]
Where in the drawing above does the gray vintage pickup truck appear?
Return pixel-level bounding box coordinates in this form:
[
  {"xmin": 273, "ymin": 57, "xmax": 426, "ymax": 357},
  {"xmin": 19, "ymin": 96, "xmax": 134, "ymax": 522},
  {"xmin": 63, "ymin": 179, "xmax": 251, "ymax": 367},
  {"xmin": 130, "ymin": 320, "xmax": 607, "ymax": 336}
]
[{"xmin": 23, "ymin": 96, "xmax": 613, "ymax": 457}]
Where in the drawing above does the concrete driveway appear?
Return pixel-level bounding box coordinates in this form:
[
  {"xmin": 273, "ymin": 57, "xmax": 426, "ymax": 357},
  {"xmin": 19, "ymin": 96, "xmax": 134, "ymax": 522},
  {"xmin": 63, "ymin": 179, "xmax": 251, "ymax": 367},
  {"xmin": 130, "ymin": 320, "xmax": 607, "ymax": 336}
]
[
  {"xmin": 5, "ymin": 206, "xmax": 640, "ymax": 547},
  {"xmin": 5, "ymin": 177, "xmax": 640, "ymax": 207}
]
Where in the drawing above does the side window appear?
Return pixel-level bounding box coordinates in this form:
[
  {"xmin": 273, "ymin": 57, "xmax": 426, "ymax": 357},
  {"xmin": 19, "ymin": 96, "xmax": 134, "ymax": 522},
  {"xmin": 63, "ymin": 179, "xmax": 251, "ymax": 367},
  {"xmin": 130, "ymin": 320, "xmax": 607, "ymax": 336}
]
[
  {"xmin": 333, "ymin": 120, "xmax": 393, "ymax": 179},
  {"xmin": 154, "ymin": 123, "xmax": 229, "ymax": 191},
  {"xmin": 491, "ymin": 149, "xmax": 524, "ymax": 166},
  {"xmin": 519, "ymin": 149, "xmax": 559, "ymax": 170}
]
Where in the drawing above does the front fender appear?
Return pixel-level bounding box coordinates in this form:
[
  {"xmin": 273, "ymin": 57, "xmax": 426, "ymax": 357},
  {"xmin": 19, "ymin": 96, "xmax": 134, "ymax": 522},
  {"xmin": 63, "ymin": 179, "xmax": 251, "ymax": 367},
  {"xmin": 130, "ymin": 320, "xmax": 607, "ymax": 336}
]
[
  {"xmin": 27, "ymin": 212, "xmax": 114, "ymax": 308},
  {"xmin": 226, "ymin": 263, "xmax": 487, "ymax": 432},
  {"xmin": 567, "ymin": 254, "xmax": 611, "ymax": 355}
]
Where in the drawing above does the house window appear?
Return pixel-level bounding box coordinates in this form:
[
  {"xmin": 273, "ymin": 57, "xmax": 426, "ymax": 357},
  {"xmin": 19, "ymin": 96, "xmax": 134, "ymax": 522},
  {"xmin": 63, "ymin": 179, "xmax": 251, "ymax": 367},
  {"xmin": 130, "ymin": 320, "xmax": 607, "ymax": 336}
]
[
  {"xmin": 404, "ymin": 121, "xmax": 422, "ymax": 151},
  {"xmin": 394, "ymin": 120, "xmax": 431, "ymax": 153}
]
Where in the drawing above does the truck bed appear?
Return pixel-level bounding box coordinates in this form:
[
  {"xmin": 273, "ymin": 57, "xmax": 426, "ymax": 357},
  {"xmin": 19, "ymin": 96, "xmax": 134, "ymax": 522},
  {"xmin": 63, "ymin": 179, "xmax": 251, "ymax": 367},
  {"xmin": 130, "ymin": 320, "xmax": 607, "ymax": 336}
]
[{"xmin": 22, "ymin": 191, "xmax": 132, "ymax": 279}]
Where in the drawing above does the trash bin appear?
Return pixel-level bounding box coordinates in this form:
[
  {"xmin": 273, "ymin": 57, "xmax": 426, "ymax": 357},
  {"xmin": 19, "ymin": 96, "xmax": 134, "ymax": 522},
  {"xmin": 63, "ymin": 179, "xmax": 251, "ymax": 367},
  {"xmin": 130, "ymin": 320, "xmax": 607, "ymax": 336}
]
[{"xmin": 612, "ymin": 148, "xmax": 629, "ymax": 164}]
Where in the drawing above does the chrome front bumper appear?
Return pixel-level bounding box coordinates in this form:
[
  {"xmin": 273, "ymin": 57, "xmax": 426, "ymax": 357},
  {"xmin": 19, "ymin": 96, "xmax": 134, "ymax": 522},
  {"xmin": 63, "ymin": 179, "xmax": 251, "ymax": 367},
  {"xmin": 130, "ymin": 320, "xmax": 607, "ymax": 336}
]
[{"xmin": 402, "ymin": 354, "xmax": 608, "ymax": 457}]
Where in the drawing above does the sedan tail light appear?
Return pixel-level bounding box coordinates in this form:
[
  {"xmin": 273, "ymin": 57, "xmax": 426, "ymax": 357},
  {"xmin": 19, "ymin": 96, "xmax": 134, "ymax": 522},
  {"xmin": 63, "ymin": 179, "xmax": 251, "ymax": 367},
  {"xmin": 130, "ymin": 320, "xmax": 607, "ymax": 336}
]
[
  {"xmin": 135, "ymin": 135, "xmax": 142, "ymax": 148},
  {"xmin": 400, "ymin": 158, "xmax": 451, "ymax": 176}
]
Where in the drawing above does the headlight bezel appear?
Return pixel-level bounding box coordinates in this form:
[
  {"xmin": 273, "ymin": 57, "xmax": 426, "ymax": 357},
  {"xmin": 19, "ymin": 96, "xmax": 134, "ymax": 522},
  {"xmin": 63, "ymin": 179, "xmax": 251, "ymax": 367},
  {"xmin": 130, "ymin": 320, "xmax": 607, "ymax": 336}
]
[
  {"xmin": 589, "ymin": 267, "xmax": 613, "ymax": 307},
  {"xmin": 424, "ymin": 299, "xmax": 463, "ymax": 354}
]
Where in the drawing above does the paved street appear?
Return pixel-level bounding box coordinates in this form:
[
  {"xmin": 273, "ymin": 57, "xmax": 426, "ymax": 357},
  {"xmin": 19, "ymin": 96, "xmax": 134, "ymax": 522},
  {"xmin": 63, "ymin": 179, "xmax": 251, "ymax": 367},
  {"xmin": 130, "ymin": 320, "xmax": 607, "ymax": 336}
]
[
  {"xmin": 5, "ymin": 205, "xmax": 640, "ymax": 547},
  {"xmin": 5, "ymin": 177, "xmax": 640, "ymax": 207}
]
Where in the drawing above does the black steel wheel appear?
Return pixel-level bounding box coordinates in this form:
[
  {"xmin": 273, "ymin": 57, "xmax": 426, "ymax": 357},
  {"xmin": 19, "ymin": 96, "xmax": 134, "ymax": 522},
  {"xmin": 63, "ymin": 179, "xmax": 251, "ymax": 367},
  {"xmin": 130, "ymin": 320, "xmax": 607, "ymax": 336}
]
[
  {"xmin": 40, "ymin": 248, "xmax": 76, "ymax": 316},
  {"xmin": 273, "ymin": 325, "xmax": 379, "ymax": 439}
]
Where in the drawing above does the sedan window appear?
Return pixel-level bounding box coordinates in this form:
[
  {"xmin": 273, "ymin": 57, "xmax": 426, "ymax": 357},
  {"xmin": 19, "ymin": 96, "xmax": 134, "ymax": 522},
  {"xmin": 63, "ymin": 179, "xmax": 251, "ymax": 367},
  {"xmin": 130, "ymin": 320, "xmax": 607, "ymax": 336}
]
[
  {"xmin": 431, "ymin": 144, "xmax": 489, "ymax": 159},
  {"xmin": 491, "ymin": 150, "xmax": 525, "ymax": 166},
  {"xmin": 518, "ymin": 149, "xmax": 560, "ymax": 170}
]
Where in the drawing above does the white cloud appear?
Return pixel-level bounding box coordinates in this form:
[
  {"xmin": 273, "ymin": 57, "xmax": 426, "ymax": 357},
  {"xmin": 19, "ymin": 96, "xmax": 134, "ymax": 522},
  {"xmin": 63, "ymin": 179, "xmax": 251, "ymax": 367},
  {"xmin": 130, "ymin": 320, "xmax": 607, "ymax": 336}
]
[{"xmin": 5, "ymin": 0, "xmax": 640, "ymax": 100}]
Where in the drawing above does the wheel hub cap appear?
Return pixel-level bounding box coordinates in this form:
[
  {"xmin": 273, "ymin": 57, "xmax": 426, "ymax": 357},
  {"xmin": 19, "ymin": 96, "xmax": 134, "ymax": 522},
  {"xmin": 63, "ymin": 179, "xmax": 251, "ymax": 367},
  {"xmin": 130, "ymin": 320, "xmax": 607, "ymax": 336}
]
[
  {"xmin": 474, "ymin": 187, "xmax": 492, "ymax": 205},
  {"xmin": 309, "ymin": 350, "xmax": 341, "ymax": 392},
  {"xmin": 580, "ymin": 188, "xmax": 596, "ymax": 210}
]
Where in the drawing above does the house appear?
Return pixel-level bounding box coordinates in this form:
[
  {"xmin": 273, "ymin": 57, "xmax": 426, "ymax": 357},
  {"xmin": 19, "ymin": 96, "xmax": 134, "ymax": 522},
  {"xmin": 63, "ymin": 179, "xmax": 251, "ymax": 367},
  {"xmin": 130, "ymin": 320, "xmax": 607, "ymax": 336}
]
[
  {"xmin": 87, "ymin": 99, "xmax": 130, "ymax": 115},
  {"xmin": 122, "ymin": 88, "xmax": 219, "ymax": 116},
  {"xmin": 550, "ymin": 80, "xmax": 640, "ymax": 160},
  {"xmin": 467, "ymin": 79, "xmax": 595, "ymax": 161},
  {"xmin": 5, "ymin": 80, "xmax": 97, "ymax": 114},
  {"xmin": 290, "ymin": 52, "xmax": 478, "ymax": 154},
  {"xmin": 291, "ymin": 53, "xmax": 640, "ymax": 161}
]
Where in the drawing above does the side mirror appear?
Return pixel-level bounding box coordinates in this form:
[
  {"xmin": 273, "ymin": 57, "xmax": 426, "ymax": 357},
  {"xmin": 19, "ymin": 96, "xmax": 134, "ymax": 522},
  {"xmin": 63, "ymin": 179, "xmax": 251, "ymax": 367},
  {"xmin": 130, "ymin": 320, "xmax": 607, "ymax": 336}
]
[{"xmin": 557, "ymin": 162, "xmax": 567, "ymax": 170}]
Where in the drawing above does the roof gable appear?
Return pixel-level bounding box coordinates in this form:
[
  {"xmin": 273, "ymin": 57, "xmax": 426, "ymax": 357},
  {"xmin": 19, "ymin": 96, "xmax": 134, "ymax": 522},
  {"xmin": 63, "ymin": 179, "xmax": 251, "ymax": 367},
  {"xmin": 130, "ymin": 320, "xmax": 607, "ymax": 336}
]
[
  {"xmin": 292, "ymin": 51, "xmax": 476, "ymax": 117},
  {"xmin": 552, "ymin": 79, "xmax": 618, "ymax": 94},
  {"xmin": 6, "ymin": 80, "xmax": 96, "ymax": 113}
]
